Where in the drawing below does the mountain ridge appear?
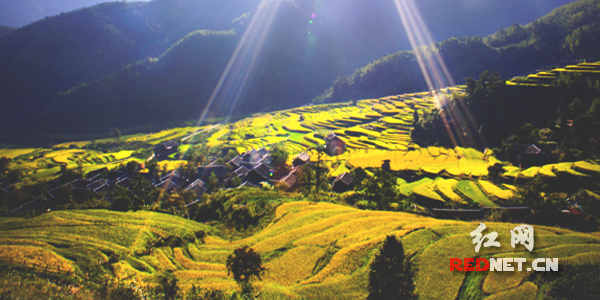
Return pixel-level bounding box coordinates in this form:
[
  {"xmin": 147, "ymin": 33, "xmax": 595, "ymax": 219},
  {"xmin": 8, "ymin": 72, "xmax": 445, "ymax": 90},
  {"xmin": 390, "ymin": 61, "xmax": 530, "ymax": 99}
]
[
  {"xmin": 320, "ymin": 0, "xmax": 600, "ymax": 103},
  {"xmin": 0, "ymin": 0, "xmax": 588, "ymax": 144}
]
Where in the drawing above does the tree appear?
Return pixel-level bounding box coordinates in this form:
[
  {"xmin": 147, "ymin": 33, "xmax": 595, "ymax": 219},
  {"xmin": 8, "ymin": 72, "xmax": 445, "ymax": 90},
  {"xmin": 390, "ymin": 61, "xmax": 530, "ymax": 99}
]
[
  {"xmin": 76, "ymin": 159, "xmax": 84, "ymax": 178},
  {"xmin": 412, "ymin": 109, "xmax": 420, "ymax": 127},
  {"xmin": 351, "ymin": 167, "xmax": 368, "ymax": 190},
  {"xmin": 0, "ymin": 157, "xmax": 11, "ymax": 177},
  {"xmin": 232, "ymin": 176, "xmax": 242, "ymax": 188},
  {"xmin": 208, "ymin": 172, "xmax": 220, "ymax": 192},
  {"xmin": 111, "ymin": 194, "xmax": 133, "ymax": 212},
  {"xmin": 368, "ymin": 235, "xmax": 414, "ymax": 300},
  {"xmin": 59, "ymin": 165, "xmax": 79, "ymax": 182},
  {"xmin": 296, "ymin": 163, "xmax": 314, "ymax": 196},
  {"xmin": 270, "ymin": 144, "xmax": 289, "ymax": 168},
  {"xmin": 126, "ymin": 161, "xmax": 139, "ymax": 175},
  {"xmin": 547, "ymin": 264, "xmax": 600, "ymax": 300},
  {"xmin": 179, "ymin": 188, "xmax": 197, "ymax": 205},
  {"xmin": 364, "ymin": 168, "xmax": 398, "ymax": 210},
  {"xmin": 177, "ymin": 162, "xmax": 196, "ymax": 180},
  {"xmin": 111, "ymin": 127, "xmax": 121, "ymax": 142},
  {"xmin": 54, "ymin": 185, "xmax": 74, "ymax": 209},
  {"xmin": 146, "ymin": 159, "xmax": 159, "ymax": 179},
  {"xmin": 588, "ymin": 98, "xmax": 600, "ymax": 120},
  {"xmin": 226, "ymin": 246, "xmax": 265, "ymax": 295},
  {"xmin": 5, "ymin": 169, "xmax": 23, "ymax": 184},
  {"xmin": 129, "ymin": 175, "xmax": 158, "ymax": 210}
]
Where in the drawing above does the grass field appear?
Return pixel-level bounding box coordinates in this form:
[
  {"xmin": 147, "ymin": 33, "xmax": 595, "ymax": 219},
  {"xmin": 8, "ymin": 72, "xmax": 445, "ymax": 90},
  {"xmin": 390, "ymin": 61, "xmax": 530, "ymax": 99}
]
[{"xmin": 1, "ymin": 202, "xmax": 599, "ymax": 299}]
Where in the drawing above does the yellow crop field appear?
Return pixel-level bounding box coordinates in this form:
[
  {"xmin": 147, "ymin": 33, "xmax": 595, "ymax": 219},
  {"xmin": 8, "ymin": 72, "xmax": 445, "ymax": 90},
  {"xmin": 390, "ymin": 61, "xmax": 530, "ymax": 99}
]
[
  {"xmin": 0, "ymin": 245, "xmax": 74, "ymax": 273},
  {"xmin": 4, "ymin": 70, "xmax": 600, "ymax": 299},
  {"xmin": 435, "ymin": 178, "xmax": 465, "ymax": 203},
  {"xmin": 412, "ymin": 182, "xmax": 445, "ymax": 203},
  {"xmin": 14, "ymin": 203, "xmax": 600, "ymax": 298},
  {"xmin": 486, "ymin": 282, "xmax": 538, "ymax": 300},
  {"xmin": 264, "ymin": 246, "xmax": 327, "ymax": 285},
  {"xmin": 157, "ymin": 160, "xmax": 186, "ymax": 171},
  {"xmin": 573, "ymin": 160, "xmax": 600, "ymax": 174},
  {"xmin": 0, "ymin": 148, "xmax": 38, "ymax": 159},
  {"xmin": 520, "ymin": 166, "xmax": 540, "ymax": 178},
  {"xmin": 482, "ymin": 269, "xmax": 527, "ymax": 294},
  {"xmin": 8, "ymin": 84, "xmax": 593, "ymax": 186},
  {"xmin": 127, "ymin": 127, "xmax": 199, "ymax": 144},
  {"xmin": 479, "ymin": 180, "xmax": 514, "ymax": 200}
]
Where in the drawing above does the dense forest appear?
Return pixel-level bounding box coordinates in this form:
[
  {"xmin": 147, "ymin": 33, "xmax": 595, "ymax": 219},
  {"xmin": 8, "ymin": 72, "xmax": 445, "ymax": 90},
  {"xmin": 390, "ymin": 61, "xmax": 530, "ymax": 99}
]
[
  {"xmin": 320, "ymin": 0, "xmax": 600, "ymax": 103},
  {"xmin": 411, "ymin": 71, "xmax": 600, "ymax": 165}
]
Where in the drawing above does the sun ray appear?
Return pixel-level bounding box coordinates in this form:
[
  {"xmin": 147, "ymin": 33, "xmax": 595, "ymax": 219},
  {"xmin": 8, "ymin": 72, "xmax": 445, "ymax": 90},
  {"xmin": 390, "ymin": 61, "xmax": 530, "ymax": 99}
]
[
  {"xmin": 196, "ymin": 0, "xmax": 283, "ymax": 127},
  {"xmin": 393, "ymin": 0, "xmax": 485, "ymax": 149}
]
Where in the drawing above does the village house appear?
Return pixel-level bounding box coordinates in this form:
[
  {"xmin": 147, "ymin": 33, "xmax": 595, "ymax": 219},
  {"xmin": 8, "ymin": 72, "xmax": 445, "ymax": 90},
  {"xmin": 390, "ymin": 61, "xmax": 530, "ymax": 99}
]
[
  {"xmin": 233, "ymin": 166, "xmax": 250, "ymax": 181},
  {"xmin": 246, "ymin": 162, "xmax": 273, "ymax": 185},
  {"xmin": 154, "ymin": 140, "xmax": 179, "ymax": 159},
  {"xmin": 154, "ymin": 172, "xmax": 189, "ymax": 193},
  {"xmin": 197, "ymin": 165, "xmax": 227, "ymax": 180},
  {"xmin": 270, "ymin": 172, "xmax": 297, "ymax": 190},
  {"xmin": 515, "ymin": 144, "xmax": 552, "ymax": 168},
  {"xmin": 184, "ymin": 179, "xmax": 207, "ymax": 198},
  {"xmin": 293, "ymin": 152, "xmax": 310, "ymax": 167},
  {"xmin": 325, "ymin": 132, "xmax": 346, "ymax": 155},
  {"xmin": 332, "ymin": 171, "xmax": 353, "ymax": 193}
]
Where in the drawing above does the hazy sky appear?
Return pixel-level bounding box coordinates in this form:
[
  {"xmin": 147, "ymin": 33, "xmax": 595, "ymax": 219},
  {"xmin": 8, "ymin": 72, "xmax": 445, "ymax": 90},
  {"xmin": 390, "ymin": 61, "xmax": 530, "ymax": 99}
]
[
  {"xmin": 0, "ymin": 0, "xmax": 151, "ymax": 27},
  {"xmin": 0, "ymin": 0, "xmax": 579, "ymax": 28}
]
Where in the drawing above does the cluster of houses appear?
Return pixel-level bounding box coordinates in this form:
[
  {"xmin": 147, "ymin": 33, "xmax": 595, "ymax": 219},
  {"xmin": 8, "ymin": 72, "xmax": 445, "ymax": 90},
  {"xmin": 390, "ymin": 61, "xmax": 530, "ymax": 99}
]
[
  {"xmin": 11, "ymin": 135, "xmax": 355, "ymax": 214},
  {"xmin": 11, "ymin": 166, "xmax": 209, "ymax": 214}
]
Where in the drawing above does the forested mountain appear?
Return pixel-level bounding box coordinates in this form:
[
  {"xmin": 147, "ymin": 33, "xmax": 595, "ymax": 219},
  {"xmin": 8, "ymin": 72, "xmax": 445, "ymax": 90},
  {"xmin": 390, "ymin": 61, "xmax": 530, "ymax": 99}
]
[
  {"xmin": 0, "ymin": 0, "xmax": 582, "ymax": 144},
  {"xmin": 0, "ymin": 0, "xmax": 258, "ymax": 98},
  {"xmin": 320, "ymin": 0, "xmax": 600, "ymax": 103},
  {"xmin": 0, "ymin": 26, "xmax": 15, "ymax": 37},
  {"xmin": 0, "ymin": 0, "xmax": 128, "ymax": 27}
]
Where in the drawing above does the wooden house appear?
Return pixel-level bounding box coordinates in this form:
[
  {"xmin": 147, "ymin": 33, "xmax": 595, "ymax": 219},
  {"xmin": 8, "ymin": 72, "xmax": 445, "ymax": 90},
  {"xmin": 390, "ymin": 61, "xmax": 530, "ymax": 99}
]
[
  {"xmin": 325, "ymin": 133, "xmax": 346, "ymax": 155},
  {"xmin": 332, "ymin": 171, "xmax": 353, "ymax": 193},
  {"xmin": 154, "ymin": 140, "xmax": 179, "ymax": 159}
]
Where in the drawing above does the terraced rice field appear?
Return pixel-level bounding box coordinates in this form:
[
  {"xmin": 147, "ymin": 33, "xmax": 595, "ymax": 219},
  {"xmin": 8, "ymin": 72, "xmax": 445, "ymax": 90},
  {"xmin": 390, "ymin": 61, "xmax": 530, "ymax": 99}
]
[
  {"xmin": 3, "ymin": 61, "xmax": 600, "ymax": 200},
  {"xmin": 1, "ymin": 147, "xmax": 143, "ymax": 183},
  {"xmin": 508, "ymin": 62, "xmax": 600, "ymax": 86},
  {"xmin": 1, "ymin": 202, "xmax": 599, "ymax": 299}
]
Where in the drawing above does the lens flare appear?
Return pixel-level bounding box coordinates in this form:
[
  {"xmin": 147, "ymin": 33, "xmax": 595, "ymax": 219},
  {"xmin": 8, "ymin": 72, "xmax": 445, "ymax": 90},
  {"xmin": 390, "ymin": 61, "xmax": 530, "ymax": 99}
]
[
  {"xmin": 195, "ymin": 0, "xmax": 283, "ymax": 127},
  {"xmin": 393, "ymin": 0, "xmax": 484, "ymax": 149}
]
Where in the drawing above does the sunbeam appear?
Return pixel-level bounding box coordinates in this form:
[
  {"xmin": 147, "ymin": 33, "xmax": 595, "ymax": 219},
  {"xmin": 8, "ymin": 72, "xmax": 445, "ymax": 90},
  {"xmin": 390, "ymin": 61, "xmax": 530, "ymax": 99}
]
[
  {"xmin": 393, "ymin": 0, "xmax": 485, "ymax": 149},
  {"xmin": 196, "ymin": 0, "xmax": 283, "ymax": 127}
]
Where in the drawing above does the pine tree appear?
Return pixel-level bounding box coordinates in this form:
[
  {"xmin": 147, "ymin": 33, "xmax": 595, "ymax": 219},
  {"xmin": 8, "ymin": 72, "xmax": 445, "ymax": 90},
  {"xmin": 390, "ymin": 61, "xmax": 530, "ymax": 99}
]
[{"xmin": 368, "ymin": 235, "xmax": 414, "ymax": 300}]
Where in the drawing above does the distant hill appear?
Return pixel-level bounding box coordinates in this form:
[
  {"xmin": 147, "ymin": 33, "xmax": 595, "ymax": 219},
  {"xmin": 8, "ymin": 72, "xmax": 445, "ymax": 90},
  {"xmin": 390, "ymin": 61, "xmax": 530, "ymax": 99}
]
[
  {"xmin": 0, "ymin": 26, "xmax": 15, "ymax": 37},
  {"xmin": 0, "ymin": 0, "xmax": 113, "ymax": 27},
  {"xmin": 0, "ymin": 0, "xmax": 582, "ymax": 144},
  {"xmin": 320, "ymin": 0, "xmax": 600, "ymax": 103},
  {"xmin": 0, "ymin": 0, "xmax": 258, "ymax": 98}
]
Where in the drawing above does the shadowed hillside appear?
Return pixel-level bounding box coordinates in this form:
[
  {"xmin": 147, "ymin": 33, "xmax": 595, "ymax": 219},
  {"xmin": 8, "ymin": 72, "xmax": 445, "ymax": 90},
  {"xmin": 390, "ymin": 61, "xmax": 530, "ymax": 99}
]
[{"xmin": 0, "ymin": 0, "xmax": 583, "ymax": 144}]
